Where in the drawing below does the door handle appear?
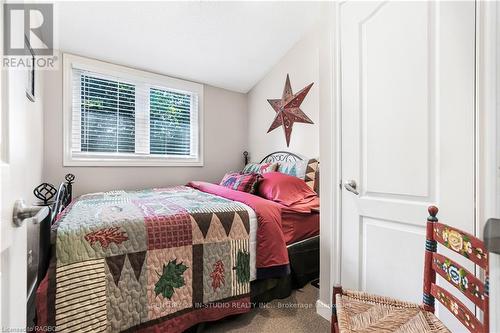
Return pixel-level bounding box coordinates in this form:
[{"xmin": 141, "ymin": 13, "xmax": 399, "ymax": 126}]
[
  {"xmin": 12, "ymin": 200, "xmax": 49, "ymax": 227},
  {"xmin": 344, "ymin": 180, "xmax": 359, "ymax": 195}
]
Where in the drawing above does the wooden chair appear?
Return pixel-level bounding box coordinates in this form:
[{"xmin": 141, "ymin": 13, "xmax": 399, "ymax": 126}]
[{"xmin": 331, "ymin": 206, "xmax": 489, "ymax": 333}]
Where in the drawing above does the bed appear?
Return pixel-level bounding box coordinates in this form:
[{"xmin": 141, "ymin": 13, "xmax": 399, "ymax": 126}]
[
  {"xmin": 35, "ymin": 151, "xmax": 320, "ymax": 332},
  {"xmin": 247, "ymin": 152, "xmax": 319, "ymax": 303}
]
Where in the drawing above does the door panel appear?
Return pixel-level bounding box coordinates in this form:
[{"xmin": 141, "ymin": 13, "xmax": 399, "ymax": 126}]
[
  {"xmin": 362, "ymin": 218, "xmax": 425, "ymax": 302},
  {"xmin": 340, "ymin": 1, "xmax": 475, "ymax": 331},
  {"xmin": 1, "ymin": 2, "xmax": 45, "ymax": 329},
  {"xmin": 1, "ymin": 67, "xmax": 29, "ymax": 331},
  {"xmin": 362, "ymin": 2, "xmax": 431, "ymax": 200}
]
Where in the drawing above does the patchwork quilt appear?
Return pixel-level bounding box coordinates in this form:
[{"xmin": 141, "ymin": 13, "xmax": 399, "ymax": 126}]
[{"xmin": 38, "ymin": 186, "xmax": 251, "ymax": 332}]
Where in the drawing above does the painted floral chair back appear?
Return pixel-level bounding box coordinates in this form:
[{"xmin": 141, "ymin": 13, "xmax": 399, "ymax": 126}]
[{"xmin": 423, "ymin": 206, "xmax": 489, "ymax": 333}]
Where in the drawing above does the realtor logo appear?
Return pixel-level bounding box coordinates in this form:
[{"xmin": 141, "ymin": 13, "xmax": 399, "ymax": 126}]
[{"xmin": 3, "ymin": 3, "xmax": 53, "ymax": 56}]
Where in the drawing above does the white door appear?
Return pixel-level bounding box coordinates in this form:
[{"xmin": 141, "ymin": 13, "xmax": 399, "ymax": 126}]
[
  {"xmin": 0, "ymin": 2, "xmax": 45, "ymax": 329},
  {"xmin": 340, "ymin": 0, "xmax": 475, "ymax": 330}
]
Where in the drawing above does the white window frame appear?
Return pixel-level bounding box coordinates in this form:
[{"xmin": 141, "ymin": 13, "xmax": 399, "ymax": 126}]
[{"xmin": 63, "ymin": 53, "xmax": 204, "ymax": 167}]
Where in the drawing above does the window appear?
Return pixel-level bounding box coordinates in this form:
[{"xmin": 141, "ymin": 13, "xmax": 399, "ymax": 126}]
[{"xmin": 63, "ymin": 53, "xmax": 203, "ymax": 166}]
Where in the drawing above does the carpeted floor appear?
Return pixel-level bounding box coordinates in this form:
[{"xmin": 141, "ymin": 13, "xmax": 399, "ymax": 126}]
[{"xmin": 203, "ymin": 283, "xmax": 330, "ymax": 333}]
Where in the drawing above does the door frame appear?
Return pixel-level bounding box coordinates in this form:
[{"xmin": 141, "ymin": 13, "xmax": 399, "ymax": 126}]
[
  {"xmin": 475, "ymin": 1, "xmax": 498, "ymax": 331},
  {"xmin": 333, "ymin": 0, "xmax": 496, "ymax": 294},
  {"xmin": 333, "ymin": 0, "xmax": 343, "ymax": 290},
  {"xmin": 475, "ymin": 0, "xmax": 498, "ymax": 231}
]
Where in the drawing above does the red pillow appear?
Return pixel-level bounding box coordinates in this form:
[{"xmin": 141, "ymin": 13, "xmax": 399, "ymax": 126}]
[
  {"xmin": 258, "ymin": 172, "xmax": 318, "ymax": 207},
  {"xmin": 220, "ymin": 172, "xmax": 261, "ymax": 194}
]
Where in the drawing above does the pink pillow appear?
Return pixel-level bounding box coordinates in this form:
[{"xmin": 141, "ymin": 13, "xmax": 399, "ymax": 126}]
[{"xmin": 258, "ymin": 172, "xmax": 318, "ymax": 207}]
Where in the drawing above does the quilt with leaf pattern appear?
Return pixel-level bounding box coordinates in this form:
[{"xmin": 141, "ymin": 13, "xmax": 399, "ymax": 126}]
[{"xmin": 37, "ymin": 186, "xmax": 251, "ymax": 332}]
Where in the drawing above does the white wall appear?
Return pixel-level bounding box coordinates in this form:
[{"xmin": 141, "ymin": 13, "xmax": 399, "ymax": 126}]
[
  {"xmin": 247, "ymin": 26, "xmax": 320, "ymax": 161},
  {"xmin": 247, "ymin": 7, "xmax": 336, "ymax": 320},
  {"xmin": 43, "ymin": 56, "xmax": 248, "ymax": 196}
]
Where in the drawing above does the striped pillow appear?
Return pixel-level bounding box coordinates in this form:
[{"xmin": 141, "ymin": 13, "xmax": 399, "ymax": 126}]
[
  {"xmin": 277, "ymin": 158, "xmax": 319, "ymax": 192},
  {"xmin": 219, "ymin": 172, "xmax": 261, "ymax": 194},
  {"xmin": 242, "ymin": 162, "xmax": 278, "ymax": 174}
]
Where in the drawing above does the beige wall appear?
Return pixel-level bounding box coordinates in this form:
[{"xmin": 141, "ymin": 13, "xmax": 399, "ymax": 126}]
[
  {"xmin": 247, "ymin": 27, "xmax": 320, "ymax": 162},
  {"xmin": 43, "ymin": 60, "xmax": 248, "ymax": 196},
  {"xmin": 247, "ymin": 18, "xmax": 335, "ymax": 321}
]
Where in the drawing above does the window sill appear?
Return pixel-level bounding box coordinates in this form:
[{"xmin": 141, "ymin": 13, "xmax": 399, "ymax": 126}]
[{"xmin": 63, "ymin": 155, "xmax": 204, "ymax": 167}]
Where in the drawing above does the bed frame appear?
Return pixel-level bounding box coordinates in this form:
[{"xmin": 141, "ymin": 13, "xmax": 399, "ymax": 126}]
[
  {"xmin": 28, "ymin": 174, "xmax": 75, "ymax": 328},
  {"xmin": 31, "ymin": 175, "xmax": 74, "ymax": 275}
]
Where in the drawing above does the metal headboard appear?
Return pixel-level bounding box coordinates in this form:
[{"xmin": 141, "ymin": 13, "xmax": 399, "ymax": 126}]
[
  {"xmin": 33, "ymin": 174, "xmax": 75, "ymax": 222},
  {"xmin": 32, "ymin": 174, "xmax": 75, "ymax": 293},
  {"xmin": 259, "ymin": 151, "xmax": 303, "ymax": 163},
  {"xmin": 242, "ymin": 150, "xmax": 303, "ymax": 165},
  {"xmin": 243, "ymin": 151, "xmax": 319, "ymax": 194},
  {"xmin": 52, "ymin": 174, "xmax": 75, "ymax": 221}
]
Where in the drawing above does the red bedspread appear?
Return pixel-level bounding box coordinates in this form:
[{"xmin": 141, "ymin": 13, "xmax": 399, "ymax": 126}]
[{"xmin": 282, "ymin": 212, "xmax": 319, "ymax": 245}]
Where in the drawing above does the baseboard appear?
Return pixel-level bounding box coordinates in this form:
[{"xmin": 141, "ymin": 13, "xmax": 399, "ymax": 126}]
[{"xmin": 316, "ymin": 299, "xmax": 331, "ymax": 321}]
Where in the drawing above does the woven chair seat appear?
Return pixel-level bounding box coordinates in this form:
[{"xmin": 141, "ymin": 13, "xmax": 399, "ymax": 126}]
[{"xmin": 336, "ymin": 290, "xmax": 451, "ymax": 333}]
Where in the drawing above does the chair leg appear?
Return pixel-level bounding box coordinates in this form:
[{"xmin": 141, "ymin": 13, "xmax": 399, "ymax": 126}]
[{"xmin": 332, "ymin": 285, "xmax": 343, "ymax": 333}]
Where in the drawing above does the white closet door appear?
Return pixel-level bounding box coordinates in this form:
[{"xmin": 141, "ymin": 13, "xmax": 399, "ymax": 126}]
[{"xmin": 339, "ymin": 1, "xmax": 475, "ymax": 330}]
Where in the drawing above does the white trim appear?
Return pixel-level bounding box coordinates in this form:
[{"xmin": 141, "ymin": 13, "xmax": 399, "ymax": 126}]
[
  {"xmin": 317, "ymin": 0, "xmax": 338, "ymax": 320},
  {"xmin": 475, "ymin": 0, "xmax": 498, "ymax": 227},
  {"xmin": 475, "ymin": 0, "xmax": 497, "ymax": 231},
  {"xmin": 475, "ymin": 2, "xmax": 498, "ymax": 332},
  {"xmin": 316, "ymin": 299, "xmax": 331, "ymax": 321},
  {"xmin": 62, "ymin": 53, "xmax": 204, "ymax": 167},
  {"xmin": 64, "ymin": 154, "xmax": 204, "ymax": 167},
  {"xmin": 333, "ymin": 0, "xmax": 343, "ymax": 287}
]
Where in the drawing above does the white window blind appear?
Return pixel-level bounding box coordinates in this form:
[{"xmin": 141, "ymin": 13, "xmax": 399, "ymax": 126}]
[
  {"xmin": 76, "ymin": 71, "xmax": 136, "ymax": 154},
  {"xmin": 64, "ymin": 54, "xmax": 203, "ymax": 166},
  {"xmin": 149, "ymin": 88, "xmax": 194, "ymax": 156}
]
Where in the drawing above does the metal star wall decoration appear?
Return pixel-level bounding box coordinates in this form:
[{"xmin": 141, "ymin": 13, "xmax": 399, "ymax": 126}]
[{"xmin": 267, "ymin": 74, "xmax": 314, "ymax": 147}]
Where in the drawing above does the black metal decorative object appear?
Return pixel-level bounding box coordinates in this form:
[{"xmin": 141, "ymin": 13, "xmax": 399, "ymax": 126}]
[
  {"xmin": 259, "ymin": 151, "xmax": 303, "ymax": 163},
  {"xmin": 65, "ymin": 173, "xmax": 75, "ymax": 183},
  {"xmin": 65, "ymin": 173, "xmax": 75, "ymax": 202},
  {"xmin": 52, "ymin": 174, "xmax": 75, "ymax": 220},
  {"xmin": 33, "ymin": 173, "xmax": 75, "ymax": 221},
  {"xmin": 33, "ymin": 183, "xmax": 57, "ymax": 206},
  {"xmin": 243, "ymin": 151, "xmax": 249, "ymax": 166}
]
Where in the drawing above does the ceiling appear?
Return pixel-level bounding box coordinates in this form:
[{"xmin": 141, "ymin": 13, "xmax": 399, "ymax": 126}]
[{"xmin": 55, "ymin": 1, "xmax": 322, "ymax": 93}]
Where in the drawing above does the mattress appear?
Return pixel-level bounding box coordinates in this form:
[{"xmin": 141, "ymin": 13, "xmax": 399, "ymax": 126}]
[{"xmin": 281, "ymin": 211, "xmax": 320, "ymax": 245}]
